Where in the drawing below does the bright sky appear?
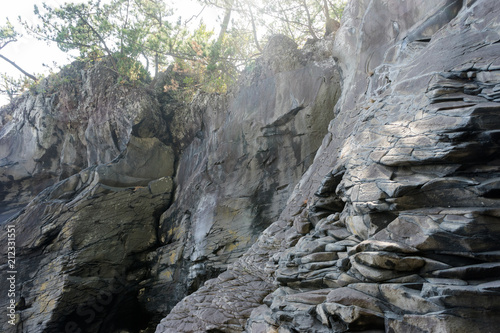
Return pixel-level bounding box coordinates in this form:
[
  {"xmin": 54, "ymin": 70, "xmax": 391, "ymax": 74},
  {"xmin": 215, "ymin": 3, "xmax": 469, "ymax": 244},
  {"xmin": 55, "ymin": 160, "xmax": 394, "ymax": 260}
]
[{"xmin": 0, "ymin": 0, "xmax": 219, "ymax": 106}]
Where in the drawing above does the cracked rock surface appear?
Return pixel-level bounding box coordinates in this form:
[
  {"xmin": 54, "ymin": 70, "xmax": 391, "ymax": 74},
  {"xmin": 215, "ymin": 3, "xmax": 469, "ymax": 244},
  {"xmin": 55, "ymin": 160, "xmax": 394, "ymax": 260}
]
[
  {"xmin": 0, "ymin": 60, "xmax": 166, "ymax": 223},
  {"xmin": 141, "ymin": 35, "xmax": 341, "ymax": 318},
  {"xmin": 3, "ymin": 0, "xmax": 500, "ymax": 332},
  {"xmin": 0, "ymin": 61, "xmax": 175, "ymax": 332},
  {"xmin": 0, "ymin": 138, "xmax": 174, "ymax": 332}
]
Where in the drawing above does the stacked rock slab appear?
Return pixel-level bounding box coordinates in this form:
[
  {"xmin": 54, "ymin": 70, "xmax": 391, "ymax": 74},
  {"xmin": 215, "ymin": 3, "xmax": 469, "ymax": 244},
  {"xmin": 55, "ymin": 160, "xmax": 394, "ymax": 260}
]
[{"xmin": 156, "ymin": 0, "xmax": 500, "ymax": 332}]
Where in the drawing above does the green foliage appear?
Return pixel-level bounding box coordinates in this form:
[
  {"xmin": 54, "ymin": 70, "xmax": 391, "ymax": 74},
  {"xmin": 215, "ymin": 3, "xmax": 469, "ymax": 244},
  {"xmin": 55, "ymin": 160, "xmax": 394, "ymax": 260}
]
[
  {"xmin": 188, "ymin": 0, "xmax": 349, "ymax": 94},
  {"xmin": 22, "ymin": 0, "xmax": 249, "ymax": 90},
  {"xmin": 1, "ymin": 0, "xmax": 349, "ymax": 103},
  {"xmin": 0, "ymin": 21, "xmax": 21, "ymax": 99},
  {"xmin": 252, "ymin": 0, "xmax": 348, "ymax": 44},
  {"xmin": 329, "ymin": 0, "xmax": 347, "ymax": 20},
  {"xmin": 0, "ymin": 74, "xmax": 31, "ymax": 102},
  {"xmin": 23, "ymin": 0, "xmax": 181, "ymax": 84},
  {"xmin": 115, "ymin": 54, "xmax": 151, "ymax": 84},
  {"xmin": 162, "ymin": 18, "xmax": 263, "ymax": 97},
  {"xmin": 1, "ymin": 19, "xmax": 38, "ymax": 98},
  {"xmin": 25, "ymin": 1, "xmax": 138, "ymax": 83},
  {"xmin": 0, "ymin": 20, "xmax": 18, "ymax": 47}
]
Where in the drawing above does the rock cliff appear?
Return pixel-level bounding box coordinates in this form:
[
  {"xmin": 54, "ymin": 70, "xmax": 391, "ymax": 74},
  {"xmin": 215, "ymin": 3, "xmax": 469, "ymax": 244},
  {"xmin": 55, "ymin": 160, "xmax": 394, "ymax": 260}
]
[
  {"xmin": 0, "ymin": 35, "xmax": 339, "ymax": 331},
  {"xmin": 0, "ymin": 61, "xmax": 167, "ymax": 223},
  {"xmin": 2, "ymin": 0, "xmax": 500, "ymax": 332},
  {"xmin": 157, "ymin": 0, "xmax": 500, "ymax": 332},
  {"xmin": 0, "ymin": 60, "xmax": 175, "ymax": 333},
  {"xmin": 141, "ymin": 36, "xmax": 340, "ymax": 319}
]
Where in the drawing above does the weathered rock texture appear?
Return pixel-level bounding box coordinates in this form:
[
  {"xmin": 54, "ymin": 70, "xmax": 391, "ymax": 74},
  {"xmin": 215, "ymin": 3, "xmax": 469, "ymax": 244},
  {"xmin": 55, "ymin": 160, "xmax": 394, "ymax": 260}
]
[
  {"xmin": 0, "ymin": 37, "xmax": 340, "ymax": 332},
  {"xmin": 156, "ymin": 0, "xmax": 500, "ymax": 332}
]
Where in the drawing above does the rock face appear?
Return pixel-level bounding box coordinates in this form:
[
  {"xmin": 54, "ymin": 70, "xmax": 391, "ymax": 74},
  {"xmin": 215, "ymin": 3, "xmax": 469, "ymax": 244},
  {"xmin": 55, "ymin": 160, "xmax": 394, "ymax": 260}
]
[
  {"xmin": 0, "ymin": 61, "xmax": 175, "ymax": 333},
  {"xmin": 0, "ymin": 61, "xmax": 166, "ymax": 223},
  {"xmin": 3, "ymin": 0, "xmax": 500, "ymax": 332},
  {"xmin": 156, "ymin": 0, "xmax": 500, "ymax": 332},
  {"xmin": 141, "ymin": 35, "xmax": 341, "ymax": 318},
  {"xmin": 2, "ymin": 151, "xmax": 174, "ymax": 333},
  {"xmin": 0, "ymin": 37, "xmax": 340, "ymax": 332}
]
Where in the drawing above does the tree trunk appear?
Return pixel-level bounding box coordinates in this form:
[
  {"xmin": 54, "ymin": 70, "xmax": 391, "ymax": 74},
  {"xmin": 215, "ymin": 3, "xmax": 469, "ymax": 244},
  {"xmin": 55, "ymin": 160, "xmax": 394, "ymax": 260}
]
[
  {"xmin": 247, "ymin": 2, "xmax": 262, "ymax": 52},
  {"xmin": 216, "ymin": 0, "xmax": 234, "ymax": 49},
  {"xmin": 322, "ymin": 0, "xmax": 340, "ymax": 36},
  {"xmin": 209, "ymin": 0, "xmax": 234, "ymax": 71},
  {"xmin": 302, "ymin": 0, "xmax": 319, "ymax": 40}
]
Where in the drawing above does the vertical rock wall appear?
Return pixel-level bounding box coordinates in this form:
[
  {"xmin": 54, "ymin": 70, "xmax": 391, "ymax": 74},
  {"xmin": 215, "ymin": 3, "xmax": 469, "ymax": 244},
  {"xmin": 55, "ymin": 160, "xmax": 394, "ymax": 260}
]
[{"xmin": 141, "ymin": 36, "xmax": 341, "ymax": 319}]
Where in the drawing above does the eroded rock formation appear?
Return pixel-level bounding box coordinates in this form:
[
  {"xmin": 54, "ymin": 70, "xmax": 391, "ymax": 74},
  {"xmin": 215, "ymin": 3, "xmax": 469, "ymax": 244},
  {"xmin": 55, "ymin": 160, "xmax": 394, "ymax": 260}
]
[
  {"xmin": 141, "ymin": 36, "xmax": 341, "ymax": 318},
  {"xmin": 2, "ymin": 0, "xmax": 500, "ymax": 332},
  {"xmin": 156, "ymin": 0, "xmax": 500, "ymax": 332},
  {"xmin": 0, "ymin": 61, "xmax": 175, "ymax": 333}
]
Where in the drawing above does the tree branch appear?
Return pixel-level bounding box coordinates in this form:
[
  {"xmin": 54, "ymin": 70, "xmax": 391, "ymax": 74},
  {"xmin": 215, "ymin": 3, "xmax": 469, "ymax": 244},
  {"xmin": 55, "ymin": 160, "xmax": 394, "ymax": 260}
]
[
  {"xmin": 74, "ymin": 10, "xmax": 118, "ymax": 71},
  {"xmin": 0, "ymin": 39, "xmax": 17, "ymax": 51},
  {"xmin": 184, "ymin": 4, "xmax": 208, "ymax": 25},
  {"xmin": 277, "ymin": 1, "xmax": 297, "ymax": 40},
  {"xmin": 302, "ymin": 0, "xmax": 319, "ymax": 39},
  {"xmin": 247, "ymin": 3, "xmax": 262, "ymax": 52},
  {"xmin": 0, "ymin": 54, "xmax": 37, "ymax": 81}
]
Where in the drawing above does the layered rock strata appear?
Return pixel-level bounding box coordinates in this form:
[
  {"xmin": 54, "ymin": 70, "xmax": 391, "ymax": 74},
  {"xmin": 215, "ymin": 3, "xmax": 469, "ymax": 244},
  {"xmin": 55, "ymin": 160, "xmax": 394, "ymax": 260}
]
[
  {"xmin": 0, "ymin": 62, "xmax": 175, "ymax": 331},
  {"xmin": 156, "ymin": 0, "xmax": 500, "ymax": 332}
]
